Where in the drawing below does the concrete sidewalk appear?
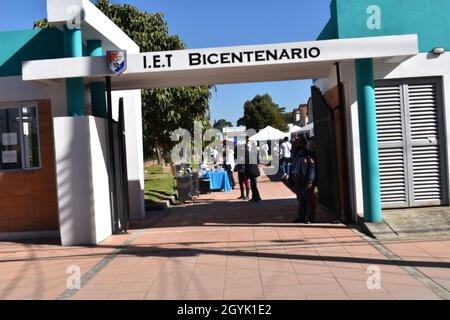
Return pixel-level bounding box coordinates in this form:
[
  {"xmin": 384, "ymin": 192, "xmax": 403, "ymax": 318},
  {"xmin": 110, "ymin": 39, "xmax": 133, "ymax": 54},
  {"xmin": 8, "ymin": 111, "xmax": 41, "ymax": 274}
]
[{"xmin": 0, "ymin": 171, "xmax": 449, "ymax": 300}]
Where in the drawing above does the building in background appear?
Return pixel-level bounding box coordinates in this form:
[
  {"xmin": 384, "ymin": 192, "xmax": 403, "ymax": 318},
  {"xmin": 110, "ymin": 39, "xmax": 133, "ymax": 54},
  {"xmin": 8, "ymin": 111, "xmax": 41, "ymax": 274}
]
[
  {"xmin": 292, "ymin": 98, "xmax": 314, "ymax": 128},
  {"xmin": 293, "ymin": 104, "xmax": 309, "ymax": 127},
  {"xmin": 307, "ymin": 98, "xmax": 314, "ymax": 125},
  {"xmin": 223, "ymin": 126, "xmax": 247, "ymax": 145},
  {"xmin": 292, "ymin": 107, "xmax": 301, "ymax": 125}
]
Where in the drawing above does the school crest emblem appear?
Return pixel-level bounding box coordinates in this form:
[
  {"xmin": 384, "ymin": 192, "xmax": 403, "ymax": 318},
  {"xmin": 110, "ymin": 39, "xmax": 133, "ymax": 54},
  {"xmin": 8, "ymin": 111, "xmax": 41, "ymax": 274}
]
[{"xmin": 107, "ymin": 50, "xmax": 127, "ymax": 75}]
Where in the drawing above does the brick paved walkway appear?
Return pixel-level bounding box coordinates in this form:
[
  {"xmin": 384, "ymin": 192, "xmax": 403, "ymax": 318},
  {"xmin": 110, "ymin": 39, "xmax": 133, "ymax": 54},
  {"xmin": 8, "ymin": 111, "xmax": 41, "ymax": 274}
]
[{"xmin": 0, "ymin": 170, "xmax": 449, "ymax": 300}]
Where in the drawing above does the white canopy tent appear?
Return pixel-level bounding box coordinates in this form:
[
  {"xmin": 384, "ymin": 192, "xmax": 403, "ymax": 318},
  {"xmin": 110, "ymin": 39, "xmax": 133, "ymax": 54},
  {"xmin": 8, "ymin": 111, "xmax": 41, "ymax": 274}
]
[
  {"xmin": 288, "ymin": 124, "xmax": 302, "ymax": 136},
  {"xmin": 297, "ymin": 123, "xmax": 314, "ymax": 136},
  {"xmin": 249, "ymin": 126, "xmax": 289, "ymax": 142},
  {"xmin": 287, "ymin": 124, "xmax": 302, "ymax": 135}
]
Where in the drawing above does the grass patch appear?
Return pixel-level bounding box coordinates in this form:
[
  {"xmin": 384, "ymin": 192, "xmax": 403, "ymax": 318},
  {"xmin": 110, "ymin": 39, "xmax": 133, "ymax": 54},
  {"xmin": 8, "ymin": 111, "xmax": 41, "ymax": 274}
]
[{"xmin": 144, "ymin": 165, "xmax": 175, "ymax": 205}]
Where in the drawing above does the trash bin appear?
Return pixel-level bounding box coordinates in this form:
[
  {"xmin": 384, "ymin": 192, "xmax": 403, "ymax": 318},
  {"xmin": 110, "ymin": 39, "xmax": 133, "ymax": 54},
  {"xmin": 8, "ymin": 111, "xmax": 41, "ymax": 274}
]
[
  {"xmin": 176, "ymin": 175, "xmax": 193, "ymax": 202},
  {"xmin": 199, "ymin": 178, "xmax": 211, "ymax": 194},
  {"xmin": 191, "ymin": 172, "xmax": 200, "ymax": 197}
]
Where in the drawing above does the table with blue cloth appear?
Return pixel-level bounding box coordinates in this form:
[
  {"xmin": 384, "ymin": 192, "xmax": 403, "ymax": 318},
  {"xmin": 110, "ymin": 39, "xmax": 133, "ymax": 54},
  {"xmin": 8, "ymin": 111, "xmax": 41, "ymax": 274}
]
[{"xmin": 206, "ymin": 171, "xmax": 231, "ymax": 192}]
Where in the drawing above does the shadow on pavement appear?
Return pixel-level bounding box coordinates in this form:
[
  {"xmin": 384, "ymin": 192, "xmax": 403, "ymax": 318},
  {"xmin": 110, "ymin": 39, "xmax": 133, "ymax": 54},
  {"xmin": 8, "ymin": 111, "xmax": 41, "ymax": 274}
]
[
  {"xmin": 131, "ymin": 198, "xmax": 338, "ymax": 230},
  {"xmin": 2, "ymin": 241, "xmax": 450, "ymax": 270}
]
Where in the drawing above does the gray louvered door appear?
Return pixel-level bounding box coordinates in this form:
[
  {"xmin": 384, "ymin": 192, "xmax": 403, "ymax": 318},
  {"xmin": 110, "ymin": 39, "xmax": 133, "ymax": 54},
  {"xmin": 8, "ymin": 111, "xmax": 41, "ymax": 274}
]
[
  {"xmin": 375, "ymin": 83, "xmax": 409, "ymax": 208},
  {"xmin": 375, "ymin": 78, "xmax": 447, "ymax": 209},
  {"xmin": 407, "ymin": 81, "xmax": 446, "ymax": 206}
]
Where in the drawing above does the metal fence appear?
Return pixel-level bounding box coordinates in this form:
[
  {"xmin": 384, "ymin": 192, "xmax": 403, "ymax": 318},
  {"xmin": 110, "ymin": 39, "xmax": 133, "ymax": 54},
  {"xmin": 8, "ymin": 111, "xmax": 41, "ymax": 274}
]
[{"xmin": 311, "ymin": 86, "xmax": 340, "ymax": 219}]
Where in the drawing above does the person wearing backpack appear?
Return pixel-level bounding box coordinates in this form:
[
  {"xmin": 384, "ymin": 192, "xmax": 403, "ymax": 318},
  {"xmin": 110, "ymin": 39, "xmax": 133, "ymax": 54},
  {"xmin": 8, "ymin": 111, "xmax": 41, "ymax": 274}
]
[{"xmin": 291, "ymin": 140, "xmax": 317, "ymax": 223}]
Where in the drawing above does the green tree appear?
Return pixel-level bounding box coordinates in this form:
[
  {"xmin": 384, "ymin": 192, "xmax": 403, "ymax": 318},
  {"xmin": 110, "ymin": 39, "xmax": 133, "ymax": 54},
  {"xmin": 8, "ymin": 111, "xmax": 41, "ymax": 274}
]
[
  {"xmin": 33, "ymin": 19, "xmax": 50, "ymax": 28},
  {"xmin": 96, "ymin": 0, "xmax": 213, "ymax": 163},
  {"xmin": 283, "ymin": 111, "xmax": 293, "ymax": 125},
  {"xmin": 35, "ymin": 0, "xmax": 212, "ymax": 163},
  {"xmin": 213, "ymin": 119, "xmax": 233, "ymax": 131},
  {"xmin": 237, "ymin": 94, "xmax": 288, "ymax": 132}
]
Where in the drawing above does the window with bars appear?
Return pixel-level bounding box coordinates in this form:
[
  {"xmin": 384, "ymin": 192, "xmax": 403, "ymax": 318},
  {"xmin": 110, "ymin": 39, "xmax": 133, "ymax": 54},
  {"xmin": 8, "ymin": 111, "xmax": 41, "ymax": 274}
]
[{"xmin": 0, "ymin": 103, "xmax": 40, "ymax": 171}]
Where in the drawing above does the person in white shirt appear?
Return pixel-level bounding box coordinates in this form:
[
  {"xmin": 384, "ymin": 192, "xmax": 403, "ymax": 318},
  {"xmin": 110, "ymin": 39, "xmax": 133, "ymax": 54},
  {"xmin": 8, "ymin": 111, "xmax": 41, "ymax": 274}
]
[
  {"xmin": 260, "ymin": 143, "xmax": 269, "ymax": 162},
  {"xmin": 211, "ymin": 147, "xmax": 219, "ymax": 164},
  {"xmin": 280, "ymin": 137, "xmax": 292, "ymax": 180},
  {"xmin": 226, "ymin": 145, "xmax": 235, "ymax": 171},
  {"xmin": 223, "ymin": 142, "xmax": 236, "ymax": 189}
]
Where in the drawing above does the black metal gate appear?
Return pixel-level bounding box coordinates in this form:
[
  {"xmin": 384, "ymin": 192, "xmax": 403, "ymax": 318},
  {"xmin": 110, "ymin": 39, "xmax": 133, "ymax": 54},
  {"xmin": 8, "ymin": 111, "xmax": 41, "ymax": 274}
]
[
  {"xmin": 311, "ymin": 86, "xmax": 340, "ymax": 219},
  {"xmin": 110, "ymin": 98, "xmax": 131, "ymax": 234},
  {"xmin": 105, "ymin": 77, "xmax": 131, "ymax": 234}
]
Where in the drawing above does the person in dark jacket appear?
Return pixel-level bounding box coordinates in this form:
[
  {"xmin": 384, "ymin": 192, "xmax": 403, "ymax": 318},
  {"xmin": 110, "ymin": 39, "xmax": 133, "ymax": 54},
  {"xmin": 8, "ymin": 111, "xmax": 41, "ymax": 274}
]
[
  {"xmin": 236, "ymin": 139, "xmax": 250, "ymax": 200},
  {"xmin": 291, "ymin": 141, "xmax": 317, "ymax": 223},
  {"xmin": 288, "ymin": 135, "xmax": 308, "ymax": 188},
  {"xmin": 292, "ymin": 135, "xmax": 308, "ymax": 159},
  {"xmin": 245, "ymin": 138, "xmax": 262, "ymax": 202}
]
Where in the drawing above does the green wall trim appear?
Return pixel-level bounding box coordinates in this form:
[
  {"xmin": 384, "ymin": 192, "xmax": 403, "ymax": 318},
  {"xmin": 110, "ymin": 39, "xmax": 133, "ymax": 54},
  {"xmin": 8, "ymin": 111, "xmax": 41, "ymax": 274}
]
[
  {"xmin": 355, "ymin": 58, "xmax": 382, "ymax": 223},
  {"xmin": 0, "ymin": 28, "xmax": 63, "ymax": 77},
  {"xmin": 90, "ymin": 82, "xmax": 107, "ymax": 118},
  {"xmin": 64, "ymin": 26, "xmax": 84, "ymax": 116},
  {"xmin": 87, "ymin": 40, "xmax": 107, "ymax": 118},
  {"xmin": 63, "ymin": 26, "xmax": 83, "ymax": 58},
  {"xmin": 87, "ymin": 40, "xmax": 103, "ymax": 57},
  {"xmin": 318, "ymin": 0, "xmax": 450, "ymax": 52},
  {"xmin": 336, "ymin": 0, "xmax": 450, "ymax": 52},
  {"xmin": 317, "ymin": 0, "xmax": 338, "ymax": 40},
  {"xmin": 66, "ymin": 78, "xmax": 85, "ymax": 117}
]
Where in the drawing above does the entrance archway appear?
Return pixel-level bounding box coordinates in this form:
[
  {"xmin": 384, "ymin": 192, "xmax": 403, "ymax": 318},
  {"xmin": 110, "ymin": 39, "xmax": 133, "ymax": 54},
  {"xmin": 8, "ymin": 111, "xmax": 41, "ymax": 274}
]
[{"xmin": 21, "ymin": 34, "xmax": 419, "ymax": 243}]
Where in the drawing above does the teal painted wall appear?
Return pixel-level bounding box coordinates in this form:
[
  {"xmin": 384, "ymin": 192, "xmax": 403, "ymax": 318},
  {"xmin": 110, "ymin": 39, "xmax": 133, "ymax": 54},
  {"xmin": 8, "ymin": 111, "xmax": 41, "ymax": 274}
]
[
  {"xmin": 63, "ymin": 27, "xmax": 85, "ymax": 116},
  {"xmin": 318, "ymin": 0, "xmax": 450, "ymax": 52},
  {"xmin": 317, "ymin": 0, "xmax": 338, "ymax": 40},
  {"xmin": 0, "ymin": 28, "xmax": 63, "ymax": 77},
  {"xmin": 87, "ymin": 40, "xmax": 103, "ymax": 57},
  {"xmin": 355, "ymin": 59, "xmax": 382, "ymax": 223},
  {"xmin": 63, "ymin": 26, "xmax": 83, "ymax": 58},
  {"xmin": 87, "ymin": 40, "xmax": 107, "ymax": 118},
  {"xmin": 66, "ymin": 78, "xmax": 85, "ymax": 116}
]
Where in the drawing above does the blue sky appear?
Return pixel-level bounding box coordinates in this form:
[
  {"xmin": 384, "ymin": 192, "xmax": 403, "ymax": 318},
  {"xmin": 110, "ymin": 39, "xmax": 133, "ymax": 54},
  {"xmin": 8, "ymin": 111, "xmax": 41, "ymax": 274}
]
[{"xmin": 0, "ymin": 0, "xmax": 332, "ymax": 125}]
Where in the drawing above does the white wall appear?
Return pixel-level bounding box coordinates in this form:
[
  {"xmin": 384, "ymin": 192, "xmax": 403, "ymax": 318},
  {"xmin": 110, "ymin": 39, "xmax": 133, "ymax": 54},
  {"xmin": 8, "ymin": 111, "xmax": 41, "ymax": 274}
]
[
  {"xmin": 0, "ymin": 76, "xmax": 145, "ymax": 230},
  {"xmin": 47, "ymin": 0, "xmax": 140, "ymax": 53},
  {"xmin": 111, "ymin": 89, "xmax": 145, "ymax": 219},
  {"xmin": 54, "ymin": 116, "xmax": 112, "ymax": 246},
  {"xmin": 315, "ymin": 52, "xmax": 450, "ymax": 220},
  {"xmin": 0, "ymin": 76, "xmax": 67, "ymax": 116}
]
